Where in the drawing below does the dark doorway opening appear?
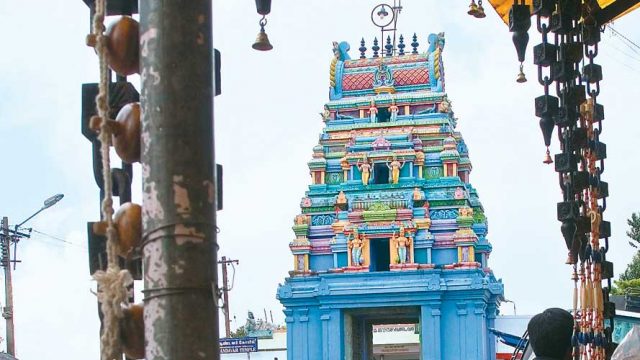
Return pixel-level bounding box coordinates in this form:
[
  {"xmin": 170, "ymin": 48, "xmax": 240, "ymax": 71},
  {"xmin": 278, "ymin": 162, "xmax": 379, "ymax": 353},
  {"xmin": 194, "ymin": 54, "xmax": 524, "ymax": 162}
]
[
  {"xmin": 345, "ymin": 306, "xmax": 422, "ymax": 360},
  {"xmin": 373, "ymin": 163, "xmax": 389, "ymax": 184},
  {"xmin": 377, "ymin": 107, "xmax": 391, "ymax": 122},
  {"xmin": 370, "ymin": 238, "xmax": 390, "ymax": 272}
]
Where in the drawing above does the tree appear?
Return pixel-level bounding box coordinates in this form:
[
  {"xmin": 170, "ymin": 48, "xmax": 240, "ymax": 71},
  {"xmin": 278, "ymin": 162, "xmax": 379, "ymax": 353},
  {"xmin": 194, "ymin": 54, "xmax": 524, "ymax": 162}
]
[
  {"xmin": 612, "ymin": 213, "xmax": 640, "ymax": 294},
  {"xmin": 230, "ymin": 326, "xmax": 247, "ymax": 338},
  {"xmin": 620, "ymin": 252, "xmax": 640, "ymax": 282},
  {"xmin": 627, "ymin": 212, "xmax": 640, "ymax": 249}
]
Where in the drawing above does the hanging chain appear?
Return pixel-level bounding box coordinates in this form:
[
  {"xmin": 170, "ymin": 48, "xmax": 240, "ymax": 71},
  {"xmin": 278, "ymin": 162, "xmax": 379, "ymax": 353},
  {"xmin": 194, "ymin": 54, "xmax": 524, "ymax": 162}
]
[{"xmin": 533, "ymin": 0, "xmax": 613, "ymax": 357}]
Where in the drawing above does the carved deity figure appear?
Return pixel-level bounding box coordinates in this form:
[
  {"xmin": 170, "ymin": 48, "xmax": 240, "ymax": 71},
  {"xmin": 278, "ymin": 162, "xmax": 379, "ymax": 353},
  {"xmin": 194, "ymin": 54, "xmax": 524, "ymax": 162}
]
[
  {"xmin": 246, "ymin": 311, "xmax": 257, "ymax": 333},
  {"xmin": 387, "ymin": 154, "xmax": 405, "ymax": 184},
  {"xmin": 369, "ymin": 100, "xmax": 378, "ymax": 123},
  {"xmin": 336, "ymin": 191, "xmax": 347, "ymax": 205},
  {"xmin": 320, "ymin": 105, "xmax": 331, "ymax": 122},
  {"xmin": 459, "ymin": 206, "xmax": 473, "ymax": 218},
  {"xmin": 454, "ymin": 186, "xmax": 465, "ymax": 199},
  {"xmin": 438, "ymin": 97, "xmax": 452, "ymax": 113},
  {"xmin": 393, "ymin": 226, "xmax": 412, "ymax": 264},
  {"xmin": 389, "ymin": 100, "xmax": 399, "ymax": 122},
  {"xmin": 340, "ymin": 156, "xmax": 349, "ymax": 170},
  {"xmin": 348, "ymin": 230, "xmax": 364, "ymax": 266},
  {"xmin": 294, "ymin": 214, "xmax": 308, "ymax": 225},
  {"xmin": 413, "ymin": 187, "xmax": 424, "ymax": 201},
  {"xmin": 297, "ymin": 255, "xmax": 305, "ymax": 271},
  {"xmin": 357, "ymin": 156, "xmax": 372, "ymax": 186},
  {"xmin": 461, "ymin": 246, "xmax": 470, "ymax": 263}
]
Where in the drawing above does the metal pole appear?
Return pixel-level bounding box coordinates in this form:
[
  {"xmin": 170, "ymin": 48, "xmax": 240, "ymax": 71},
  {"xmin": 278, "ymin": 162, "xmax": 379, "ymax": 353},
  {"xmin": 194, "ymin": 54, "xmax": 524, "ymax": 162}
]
[
  {"xmin": 140, "ymin": 1, "xmax": 218, "ymax": 359},
  {"xmin": 2, "ymin": 217, "xmax": 15, "ymax": 356},
  {"xmin": 221, "ymin": 256, "xmax": 231, "ymax": 338},
  {"xmin": 218, "ymin": 256, "xmax": 238, "ymax": 338}
]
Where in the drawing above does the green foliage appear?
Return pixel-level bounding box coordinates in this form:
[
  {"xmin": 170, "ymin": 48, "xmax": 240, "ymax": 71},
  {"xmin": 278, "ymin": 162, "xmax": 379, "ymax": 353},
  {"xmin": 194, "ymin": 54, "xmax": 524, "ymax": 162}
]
[
  {"xmin": 230, "ymin": 326, "xmax": 247, "ymax": 338},
  {"xmin": 613, "ymin": 213, "xmax": 640, "ymax": 294},
  {"xmin": 620, "ymin": 212, "xmax": 640, "ymax": 281},
  {"xmin": 611, "ymin": 278, "xmax": 640, "ymax": 295},
  {"xmin": 620, "ymin": 252, "xmax": 640, "ymax": 281},
  {"xmin": 627, "ymin": 212, "xmax": 640, "ymax": 248}
]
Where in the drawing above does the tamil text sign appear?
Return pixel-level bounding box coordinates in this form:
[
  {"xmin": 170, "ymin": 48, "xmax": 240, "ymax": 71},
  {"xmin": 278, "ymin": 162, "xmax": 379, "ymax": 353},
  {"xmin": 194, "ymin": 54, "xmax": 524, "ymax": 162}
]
[{"xmin": 219, "ymin": 337, "xmax": 258, "ymax": 354}]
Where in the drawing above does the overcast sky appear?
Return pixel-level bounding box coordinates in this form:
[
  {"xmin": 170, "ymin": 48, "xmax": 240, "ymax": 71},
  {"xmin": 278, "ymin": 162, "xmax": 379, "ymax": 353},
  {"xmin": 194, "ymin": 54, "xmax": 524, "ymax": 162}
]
[{"xmin": 0, "ymin": 1, "xmax": 639, "ymax": 359}]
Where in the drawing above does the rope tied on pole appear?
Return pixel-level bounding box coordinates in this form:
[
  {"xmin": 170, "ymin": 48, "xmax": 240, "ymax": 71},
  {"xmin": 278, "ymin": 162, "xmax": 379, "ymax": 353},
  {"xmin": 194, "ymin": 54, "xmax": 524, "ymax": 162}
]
[{"xmin": 89, "ymin": 1, "xmax": 133, "ymax": 359}]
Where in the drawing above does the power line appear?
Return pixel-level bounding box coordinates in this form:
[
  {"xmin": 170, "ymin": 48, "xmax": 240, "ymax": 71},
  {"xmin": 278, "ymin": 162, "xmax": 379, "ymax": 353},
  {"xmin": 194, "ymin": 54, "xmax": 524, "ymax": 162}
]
[
  {"xmin": 602, "ymin": 54, "xmax": 640, "ymax": 78},
  {"xmin": 608, "ymin": 26, "xmax": 640, "ymax": 56},
  {"xmin": 605, "ymin": 39, "xmax": 640, "ymax": 64},
  {"xmin": 29, "ymin": 229, "xmax": 86, "ymax": 249}
]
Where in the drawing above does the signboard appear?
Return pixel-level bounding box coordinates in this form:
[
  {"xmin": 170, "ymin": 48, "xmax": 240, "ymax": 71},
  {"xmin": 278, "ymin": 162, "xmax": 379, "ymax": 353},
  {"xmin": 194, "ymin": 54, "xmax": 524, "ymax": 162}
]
[
  {"xmin": 373, "ymin": 343, "xmax": 420, "ymax": 354},
  {"xmin": 373, "ymin": 324, "xmax": 416, "ymax": 333},
  {"xmin": 219, "ymin": 337, "xmax": 258, "ymax": 354}
]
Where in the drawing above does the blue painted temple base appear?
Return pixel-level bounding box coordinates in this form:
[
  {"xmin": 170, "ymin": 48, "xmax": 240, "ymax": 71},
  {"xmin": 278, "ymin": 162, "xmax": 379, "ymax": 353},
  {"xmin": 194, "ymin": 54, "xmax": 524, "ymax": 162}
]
[
  {"xmin": 279, "ymin": 270, "xmax": 502, "ymax": 359},
  {"xmin": 278, "ymin": 33, "xmax": 504, "ymax": 359}
]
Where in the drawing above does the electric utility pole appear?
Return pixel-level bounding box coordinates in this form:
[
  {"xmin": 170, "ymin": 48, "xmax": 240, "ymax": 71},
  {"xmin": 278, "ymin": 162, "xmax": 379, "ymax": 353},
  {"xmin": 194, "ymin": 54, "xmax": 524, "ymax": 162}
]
[
  {"xmin": 218, "ymin": 256, "xmax": 239, "ymax": 338},
  {"xmin": 1, "ymin": 217, "xmax": 15, "ymax": 357}
]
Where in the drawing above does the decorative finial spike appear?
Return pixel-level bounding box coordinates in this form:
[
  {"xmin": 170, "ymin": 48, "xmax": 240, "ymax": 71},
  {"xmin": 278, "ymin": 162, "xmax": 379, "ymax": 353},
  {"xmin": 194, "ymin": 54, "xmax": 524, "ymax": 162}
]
[
  {"xmin": 398, "ymin": 35, "xmax": 405, "ymax": 56},
  {"xmin": 411, "ymin": 33, "xmax": 419, "ymax": 54},
  {"xmin": 372, "ymin": 37, "xmax": 380, "ymax": 58},
  {"xmin": 359, "ymin": 38, "xmax": 367, "ymax": 59},
  {"xmin": 385, "ymin": 35, "xmax": 393, "ymax": 57}
]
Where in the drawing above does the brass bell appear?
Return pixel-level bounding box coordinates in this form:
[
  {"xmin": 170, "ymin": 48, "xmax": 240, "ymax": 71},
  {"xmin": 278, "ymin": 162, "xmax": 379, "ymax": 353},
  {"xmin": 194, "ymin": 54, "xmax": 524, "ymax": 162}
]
[
  {"xmin": 474, "ymin": 3, "xmax": 486, "ymax": 18},
  {"xmin": 543, "ymin": 147, "xmax": 553, "ymax": 164},
  {"xmin": 252, "ymin": 19, "xmax": 273, "ymax": 51},
  {"xmin": 516, "ymin": 63, "xmax": 527, "ymax": 83},
  {"xmin": 565, "ymin": 251, "xmax": 575, "ymax": 265},
  {"xmin": 467, "ymin": 1, "xmax": 479, "ymax": 16}
]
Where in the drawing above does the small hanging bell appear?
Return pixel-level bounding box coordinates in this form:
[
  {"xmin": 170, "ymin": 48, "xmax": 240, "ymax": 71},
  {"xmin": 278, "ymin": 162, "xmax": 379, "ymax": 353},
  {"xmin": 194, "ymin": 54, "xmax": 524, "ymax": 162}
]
[
  {"xmin": 467, "ymin": 1, "xmax": 479, "ymax": 16},
  {"xmin": 543, "ymin": 147, "xmax": 553, "ymax": 164},
  {"xmin": 474, "ymin": 1, "xmax": 486, "ymax": 18},
  {"xmin": 252, "ymin": 18, "xmax": 273, "ymax": 51},
  {"xmin": 516, "ymin": 63, "xmax": 527, "ymax": 83},
  {"xmin": 565, "ymin": 251, "xmax": 575, "ymax": 265}
]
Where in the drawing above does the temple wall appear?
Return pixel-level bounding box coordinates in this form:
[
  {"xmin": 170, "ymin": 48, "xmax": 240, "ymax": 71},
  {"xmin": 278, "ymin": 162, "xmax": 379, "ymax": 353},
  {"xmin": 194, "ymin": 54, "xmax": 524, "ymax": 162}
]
[{"xmin": 279, "ymin": 270, "xmax": 502, "ymax": 360}]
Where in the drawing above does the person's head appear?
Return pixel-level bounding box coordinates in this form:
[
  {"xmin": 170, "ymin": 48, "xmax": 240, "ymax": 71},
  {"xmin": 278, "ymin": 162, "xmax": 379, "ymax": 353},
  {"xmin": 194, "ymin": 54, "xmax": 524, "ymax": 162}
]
[{"xmin": 527, "ymin": 308, "xmax": 574, "ymax": 359}]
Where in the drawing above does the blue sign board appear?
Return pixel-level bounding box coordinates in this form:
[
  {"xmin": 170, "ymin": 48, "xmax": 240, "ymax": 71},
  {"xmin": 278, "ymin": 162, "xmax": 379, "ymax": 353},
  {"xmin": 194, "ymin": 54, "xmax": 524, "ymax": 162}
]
[{"xmin": 219, "ymin": 337, "xmax": 258, "ymax": 354}]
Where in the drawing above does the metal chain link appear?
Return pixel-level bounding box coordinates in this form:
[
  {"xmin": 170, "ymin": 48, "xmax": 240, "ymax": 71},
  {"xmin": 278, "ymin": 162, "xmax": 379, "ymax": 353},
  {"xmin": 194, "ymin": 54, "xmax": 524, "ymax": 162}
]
[{"xmin": 533, "ymin": 0, "xmax": 613, "ymax": 357}]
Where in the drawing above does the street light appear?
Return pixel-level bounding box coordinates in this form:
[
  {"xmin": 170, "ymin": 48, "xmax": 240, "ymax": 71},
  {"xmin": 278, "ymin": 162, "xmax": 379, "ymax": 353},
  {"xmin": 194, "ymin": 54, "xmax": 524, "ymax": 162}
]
[
  {"xmin": 1, "ymin": 193, "xmax": 64, "ymax": 357},
  {"xmin": 16, "ymin": 193, "xmax": 64, "ymax": 228}
]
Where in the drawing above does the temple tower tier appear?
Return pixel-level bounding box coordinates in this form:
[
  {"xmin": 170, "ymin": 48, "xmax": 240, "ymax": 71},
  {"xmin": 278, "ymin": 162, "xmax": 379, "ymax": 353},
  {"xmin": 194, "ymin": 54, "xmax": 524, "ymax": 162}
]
[{"xmin": 278, "ymin": 32, "xmax": 504, "ymax": 360}]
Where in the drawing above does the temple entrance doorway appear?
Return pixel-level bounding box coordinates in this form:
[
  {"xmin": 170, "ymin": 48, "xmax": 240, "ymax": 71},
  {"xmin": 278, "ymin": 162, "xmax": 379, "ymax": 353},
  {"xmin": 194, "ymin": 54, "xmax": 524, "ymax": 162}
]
[
  {"xmin": 344, "ymin": 307, "xmax": 421, "ymax": 360},
  {"xmin": 370, "ymin": 238, "xmax": 390, "ymax": 272}
]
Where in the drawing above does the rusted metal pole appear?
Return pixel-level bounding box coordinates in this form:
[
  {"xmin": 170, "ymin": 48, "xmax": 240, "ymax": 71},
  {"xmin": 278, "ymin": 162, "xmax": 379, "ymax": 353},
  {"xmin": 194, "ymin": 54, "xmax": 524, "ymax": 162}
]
[
  {"xmin": 218, "ymin": 256, "xmax": 238, "ymax": 338},
  {"xmin": 221, "ymin": 256, "xmax": 231, "ymax": 338},
  {"xmin": 139, "ymin": 1, "xmax": 219, "ymax": 359},
  {"xmin": 2, "ymin": 217, "xmax": 15, "ymax": 357}
]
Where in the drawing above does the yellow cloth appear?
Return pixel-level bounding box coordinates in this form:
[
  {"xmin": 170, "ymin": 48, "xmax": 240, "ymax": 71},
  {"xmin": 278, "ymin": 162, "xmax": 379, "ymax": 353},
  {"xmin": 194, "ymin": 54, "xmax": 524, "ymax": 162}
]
[{"xmin": 487, "ymin": 0, "xmax": 640, "ymax": 24}]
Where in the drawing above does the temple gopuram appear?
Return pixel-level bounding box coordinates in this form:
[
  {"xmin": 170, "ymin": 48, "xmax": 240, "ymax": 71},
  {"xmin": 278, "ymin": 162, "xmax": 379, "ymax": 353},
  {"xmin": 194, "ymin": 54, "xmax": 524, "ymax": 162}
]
[{"xmin": 276, "ymin": 31, "xmax": 504, "ymax": 360}]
